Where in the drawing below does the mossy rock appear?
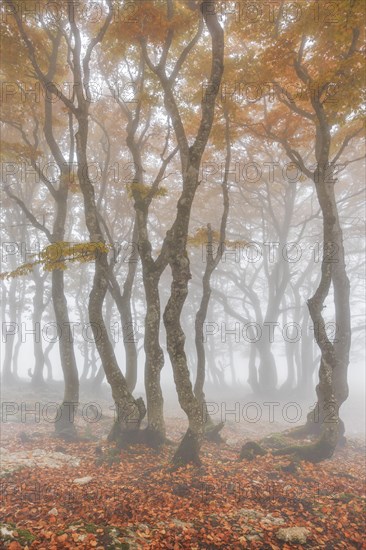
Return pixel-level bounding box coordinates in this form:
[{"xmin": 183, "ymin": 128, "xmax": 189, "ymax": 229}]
[
  {"xmin": 260, "ymin": 433, "xmax": 292, "ymax": 450},
  {"xmin": 273, "ymin": 434, "xmax": 336, "ymax": 462},
  {"xmin": 0, "ymin": 524, "xmax": 36, "ymax": 545},
  {"xmin": 239, "ymin": 441, "xmax": 267, "ymax": 461}
]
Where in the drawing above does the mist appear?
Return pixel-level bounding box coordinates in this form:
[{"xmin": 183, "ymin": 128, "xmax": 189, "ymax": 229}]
[{"xmin": 1, "ymin": 1, "xmax": 365, "ymax": 548}]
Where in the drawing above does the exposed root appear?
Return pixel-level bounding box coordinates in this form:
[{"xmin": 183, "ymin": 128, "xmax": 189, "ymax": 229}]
[
  {"xmin": 239, "ymin": 441, "xmax": 267, "ymax": 461},
  {"xmin": 272, "ymin": 433, "xmax": 336, "ymax": 463},
  {"xmin": 54, "ymin": 402, "xmax": 78, "ymax": 441},
  {"xmin": 204, "ymin": 422, "xmax": 225, "ymax": 443},
  {"xmin": 173, "ymin": 428, "xmax": 202, "ymax": 467}
]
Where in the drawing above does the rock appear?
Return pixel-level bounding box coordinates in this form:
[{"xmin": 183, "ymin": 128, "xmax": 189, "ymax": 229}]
[
  {"xmin": 0, "ymin": 448, "xmax": 80, "ymax": 475},
  {"xmin": 239, "ymin": 441, "xmax": 266, "ymax": 460},
  {"xmin": 19, "ymin": 431, "xmax": 31, "ymax": 443},
  {"xmin": 54, "ymin": 445, "xmax": 67, "ymax": 453},
  {"xmin": 172, "ymin": 483, "xmax": 190, "ymax": 497},
  {"xmin": 261, "ymin": 513, "xmax": 285, "ymax": 526},
  {"xmin": 0, "ymin": 524, "xmax": 15, "ymax": 538},
  {"xmin": 247, "ymin": 534, "xmax": 262, "ymax": 541},
  {"xmin": 238, "ymin": 508, "xmax": 264, "ymax": 520},
  {"xmin": 73, "ymin": 476, "xmax": 93, "ymax": 485},
  {"xmin": 276, "ymin": 526, "xmax": 310, "ymax": 544},
  {"xmin": 48, "ymin": 508, "xmax": 58, "ymax": 516},
  {"xmin": 280, "ymin": 461, "xmax": 298, "ymax": 474}
]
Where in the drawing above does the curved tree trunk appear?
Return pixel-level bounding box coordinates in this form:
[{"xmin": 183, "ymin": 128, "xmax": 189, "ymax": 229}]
[
  {"xmin": 128, "ymin": 131, "xmax": 167, "ymax": 441},
  {"xmin": 194, "ymin": 108, "xmax": 230, "ymax": 431},
  {"xmin": 164, "ymin": 241, "xmax": 204, "ymax": 465},
  {"xmin": 283, "ymin": 90, "xmax": 351, "ymax": 458},
  {"xmin": 44, "ymin": 341, "xmax": 55, "ymax": 382},
  {"xmin": 304, "ymin": 170, "xmax": 350, "ymax": 447},
  {"xmin": 52, "ymin": 269, "xmax": 80, "ymax": 438},
  {"xmin": 247, "ymin": 343, "xmax": 259, "ymax": 394},
  {"xmin": 74, "ymin": 107, "xmax": 144, "ymax": 437},
  {"xmin": 142, "ymin": 271, "xmax": 166, "ymax": 440},
  {"xmin": 107, "ymin": 220, "xmax": 139, "ymax": 393},
  {"xmin": 1, "ymin": 13, "xmax": 81, "ymax": 437},
  {"xmin": 161, "ymin": 4, "xmax": 224, "ymax": 465}
]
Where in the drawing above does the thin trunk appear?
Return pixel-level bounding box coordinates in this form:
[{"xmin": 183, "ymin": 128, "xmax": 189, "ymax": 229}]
[
  {"xmin": 2, "ymin": 278, "xmax": 17, "ymax": 384},
  {"xmin": 247, "ymin": 343, "xmax": 259, "ymax": 393},
  {"xmin": 44, "ymin": 341, "xmax": 55, "ymax": 382},
  {"xmin": 194, "ymin": 107, "xmax": 230, "ymax": 425},
  {"xmin": 257, "ymin": 339, "xmax": 278, "ymax": 394},
  {"xmin": 280, "ymin": 298, "xmax": 296, "ymax": 393},
  {"xmin": 30, "ymin": 269, "xmax": 47, "ymax": 388},
  {"xmin": 80, "ymin": 343, "xmax": 90, "ymax": 383},
  {"xmin": 107, "ymin": 220, "xmax": 139, "ymax": 392},
  {"xmin": 52, "ymin": 269, "xmax": 79, "ymax": 437}
]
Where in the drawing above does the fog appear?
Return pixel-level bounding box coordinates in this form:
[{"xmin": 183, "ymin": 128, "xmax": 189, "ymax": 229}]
[{"xmin": 1, "ymin": 1, "xmax": 365, "ymax": 548}]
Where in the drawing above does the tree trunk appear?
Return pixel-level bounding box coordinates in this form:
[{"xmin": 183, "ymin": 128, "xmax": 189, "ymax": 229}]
[
  {"xmin": 107, "ymin": 220, "xmax": 139, "ymax": 392},
  {"xmin": 52, "ymin": 269, "xmax": 79, "ymax": 438},
  {"xmin": 299, "ymin": 306, "xmax": 316, "ymax": 397},
  {"xmin": 44, "ymin": 341, "xmax": 55, "ymax": 382},
  {"xmin": 247, "ymin": 343, "xmax": 259, "ymax": 393},
  {"xmin": 2, "ymin": 278, "xmax": 17, "ymax": 384},
  {"xmin": 257, "ymin": 338, "xmax": 278, "ymax": 394},
  {"xmin": 143, "ymin": 271, "xmax": 166, "ymax": 441},
  {"xmin": 164, "ymin": 247, "xmax": 204, "ymax": 465},
  {"xmin": 142, "ymin": 2, "xmax": 224, "ymax": 463},
  {"xmin": 305, "ymin": 171, "xmax": 350, "ymax": 446},
  {"xmin": 30, "ymin": 269, "xmax": 47, "ymax": 388},
  {"xmin": 128, "ymin": 128, "xmax": 167, "ymax": 441},
  {"xmin": 280, "ymin": 300, "xmax": 296, "ymax": 393},
  {"xmin": 194, "ymin": 107, "xmax": 230, "ymax": 425},
  {"xmin": 75, "ymin": 113, "xmax": 144, "ymax": 437}
]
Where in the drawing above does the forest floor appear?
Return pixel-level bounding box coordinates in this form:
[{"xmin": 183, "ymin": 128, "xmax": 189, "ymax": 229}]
[{"xmin": 0, "ymin": 386, "xmax": 365, "ymax": 549}]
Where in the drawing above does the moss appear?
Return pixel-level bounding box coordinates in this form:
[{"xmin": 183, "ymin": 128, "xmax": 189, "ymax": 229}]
[
  {"xmin": 84, "ymin": 523, "xmax": 98, "ymax": 533},
  {"xmin": 239, "ymin": 441, "xmax": 267, "ymax": 461},
  {"xmin": 273, "ymin": 433, "xmax": 335, "ymax": 462},
  {"xmin": 17, "ymin": 528, "xmax": 36, "ymax": 543},
  {"xmin": 260, "ymin": 433, "xmax": 291, "ymax": 450}
]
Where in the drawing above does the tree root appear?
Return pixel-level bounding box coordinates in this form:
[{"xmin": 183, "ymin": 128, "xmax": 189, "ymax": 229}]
[
  {"xmin": 173, "ymin": 428, "xmax": 202, "ymax": 467},
  {"xmin": 54, "ymin": 402, "xmax": 78, "ymax": 441},
  {"xmin": 204, "ymin": 422, "xmax": 225, "ymax": 443},
  {"xmin": 272, "ymin": 433, "xmax": 336, "ymax": 463},
  {"xmin": 239, "ymin": 424, "xmax": 341, "ymax": 463},
  {"xmin": 239, "ymin": 441, "xmax": 267, "ymax": 461},
  {"xmin": 108, "ymin": 425, "xmax": 167, "ymax": 449}
]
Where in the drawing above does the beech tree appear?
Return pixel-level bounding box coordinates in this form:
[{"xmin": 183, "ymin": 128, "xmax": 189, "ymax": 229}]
[
  {"xmin": 232, "ymin": 0, "xmax": 364, "ymax": 458},
  {"xmin": 1, "ymin": 0, "xmax": 364, "ymax": 468}
]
